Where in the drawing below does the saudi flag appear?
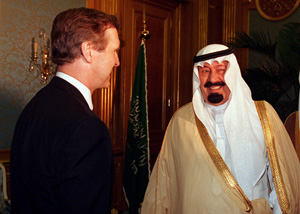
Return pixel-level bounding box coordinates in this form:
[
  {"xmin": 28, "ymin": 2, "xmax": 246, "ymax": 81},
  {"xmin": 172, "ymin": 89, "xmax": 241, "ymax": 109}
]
[{"xmin": 123, "ymin": 40, "xmax": 150, "ymax": 214}]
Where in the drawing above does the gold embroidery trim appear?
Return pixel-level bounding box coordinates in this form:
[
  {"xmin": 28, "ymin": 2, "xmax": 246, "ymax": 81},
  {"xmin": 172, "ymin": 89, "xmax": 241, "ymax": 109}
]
[
  {"xmin": 255, "ymin": 101, "xmax": 290, "ymax": 213},
  {"xmin": 195, "ymin": 116, "xmax": 252, "ymax": 212}
]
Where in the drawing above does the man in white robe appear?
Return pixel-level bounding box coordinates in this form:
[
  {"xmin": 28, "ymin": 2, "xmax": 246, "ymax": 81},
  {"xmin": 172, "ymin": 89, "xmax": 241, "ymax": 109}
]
[{"xmin": 141, "ymin": 44, "xmax": 300, "ymax": 214}]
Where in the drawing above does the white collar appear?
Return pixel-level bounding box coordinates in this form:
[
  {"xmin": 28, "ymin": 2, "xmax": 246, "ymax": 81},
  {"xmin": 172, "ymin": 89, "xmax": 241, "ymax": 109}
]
[{"xmin": 56, "ymin": 71, "xmax": 93, "ymax": 110}]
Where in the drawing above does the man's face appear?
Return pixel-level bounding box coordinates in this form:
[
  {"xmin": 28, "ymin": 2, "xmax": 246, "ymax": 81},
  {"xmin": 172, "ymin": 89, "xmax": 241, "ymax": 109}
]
[
  {"xmin": 90, "ymin": 27, "xmax": 120, "ymax": 89},
  {"xmin": 198, "ymin": 60, "xmax": 231, "ymax": 106}
]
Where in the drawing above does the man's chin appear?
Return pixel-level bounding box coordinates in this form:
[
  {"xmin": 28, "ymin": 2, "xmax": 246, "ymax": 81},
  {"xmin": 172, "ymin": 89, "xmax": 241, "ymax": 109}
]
[
  {"xmin": 207, "ymin": 93, "xmax": 223, "ymax": 104},
  {"xmin": 103, "ymin": 83, "xmax": 110, "ymax": 88},
  {"xmin": 98, "ymin": 81, "xmax": 110, "ymax": 89}
]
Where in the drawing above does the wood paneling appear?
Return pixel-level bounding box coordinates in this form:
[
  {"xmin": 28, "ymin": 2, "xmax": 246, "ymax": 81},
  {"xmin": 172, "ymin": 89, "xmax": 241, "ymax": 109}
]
[
  {"xmin": 208, "ymin": 0, "xmax": 223, "ymax": 44},
  {"xmin": 194, "ymin": 0, "xmax": 209, "ymax": 50},
  {"xmin": 235, "ymin": 0, "xmax": 256, "ymax": 71},
  {"xmin": 112, "ymin": 155, "xmax": 124, "ymax": 209},
  {"xmin": 223, "ymin": 0, "xmax": 236, "ymax": 43}
]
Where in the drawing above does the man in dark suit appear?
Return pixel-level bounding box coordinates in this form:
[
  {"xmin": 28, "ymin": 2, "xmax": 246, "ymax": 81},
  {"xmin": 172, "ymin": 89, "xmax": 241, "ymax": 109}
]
[{"xmin": 10, "ymin": 8, "xmax": 120, "ymax": 214}]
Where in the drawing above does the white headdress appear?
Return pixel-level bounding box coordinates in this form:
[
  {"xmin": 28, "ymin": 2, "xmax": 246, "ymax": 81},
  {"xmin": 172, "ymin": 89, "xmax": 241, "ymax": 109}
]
[{"xmin": 192, "ymin": 44, "xmax": 266, "ymax": 200}]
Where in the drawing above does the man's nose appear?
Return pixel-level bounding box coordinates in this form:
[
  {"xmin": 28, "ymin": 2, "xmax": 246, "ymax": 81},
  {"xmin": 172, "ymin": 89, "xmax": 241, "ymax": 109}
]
[
  {"xmin": 208, "ymin": 70, "xmax": 218, "ymax": 82},
  {"xmin": 115, "ymin": 53, "xmax": 120, "ymax": 67}
]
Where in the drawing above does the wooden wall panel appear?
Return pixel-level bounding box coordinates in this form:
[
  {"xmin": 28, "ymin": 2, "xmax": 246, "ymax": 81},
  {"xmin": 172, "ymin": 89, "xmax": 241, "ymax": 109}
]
[
  {"xmin": 112, "ymin": 155, "xmax": 124, "ymax": 209},
  {"xmin": 223, "ymin": 0, "xmax": 236, "ymax": 43},
  {"xmin": 235, "ymin": 0, "xmax": 256, "ymax": 71},
  {"xmin": 195, "ymin": 0, "xmax": 209, "ymax": 49},
  {"xmin": 208, "ymin": 0, "xmax": 223, "ymax": 44}
]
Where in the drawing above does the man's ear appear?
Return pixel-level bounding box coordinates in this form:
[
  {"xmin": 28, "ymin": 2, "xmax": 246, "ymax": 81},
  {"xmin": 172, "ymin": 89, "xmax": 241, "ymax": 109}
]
[{"xmin": 81, "ymin": 42, "xmax": 92, "ymax": 63}]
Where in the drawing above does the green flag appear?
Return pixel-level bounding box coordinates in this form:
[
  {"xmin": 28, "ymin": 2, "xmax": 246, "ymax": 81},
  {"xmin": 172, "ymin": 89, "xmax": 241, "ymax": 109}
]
[{"xmin": 123, "ymin": 40, "xmax": 150, "ymax": 214}]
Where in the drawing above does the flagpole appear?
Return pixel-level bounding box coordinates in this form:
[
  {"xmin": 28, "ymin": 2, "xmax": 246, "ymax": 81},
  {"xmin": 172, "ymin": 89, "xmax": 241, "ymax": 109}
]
[
  {"xmin": 140, "ymin": 3, "xmax": 151, "ymax": 40},
  {"xmin": 140, "ymin": 0, "xmax": 151, "ymax": 183}
]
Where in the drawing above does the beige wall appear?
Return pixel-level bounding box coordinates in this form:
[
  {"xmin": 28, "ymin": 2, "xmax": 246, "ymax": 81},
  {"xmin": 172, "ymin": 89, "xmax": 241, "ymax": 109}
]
[{"xmin": 0, "ymin": 0, "xmax": 86, "ymax": 148}]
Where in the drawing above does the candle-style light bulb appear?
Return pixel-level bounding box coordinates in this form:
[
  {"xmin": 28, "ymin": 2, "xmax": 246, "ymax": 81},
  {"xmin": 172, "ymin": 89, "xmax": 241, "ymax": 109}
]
[
  {"xmin": 34, "ymin": 37, "xmax": 38, "ymax": 56},
  {"xmin": 48, "ymin": 39, "xmax": 52, "ymax": 58}
]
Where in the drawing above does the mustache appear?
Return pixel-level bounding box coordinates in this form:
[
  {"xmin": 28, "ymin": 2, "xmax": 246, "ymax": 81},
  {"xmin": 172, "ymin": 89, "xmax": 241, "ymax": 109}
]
[{"xmin": 204, "ymin": 81, "xmax": 226, "ymax": 88}]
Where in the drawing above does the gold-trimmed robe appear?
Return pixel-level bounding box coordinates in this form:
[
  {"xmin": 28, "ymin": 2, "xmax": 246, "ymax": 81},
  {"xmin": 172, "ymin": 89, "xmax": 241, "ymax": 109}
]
[{"xmin": 141, "ymin": 101, "xmax": 300, "ymax": 214}]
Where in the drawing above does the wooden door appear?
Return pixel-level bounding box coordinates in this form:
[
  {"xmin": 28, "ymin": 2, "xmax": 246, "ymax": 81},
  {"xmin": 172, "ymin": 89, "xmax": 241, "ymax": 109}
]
[{"xmin": 123, "ymin": 0, "xmax": 180, "ymax": 169}]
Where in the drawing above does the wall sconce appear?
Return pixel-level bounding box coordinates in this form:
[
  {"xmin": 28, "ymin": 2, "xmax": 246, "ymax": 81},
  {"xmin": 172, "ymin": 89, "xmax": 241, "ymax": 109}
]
[{"xmin": 29, "ymin": 28, "xmax": 56, "ymax": 84}]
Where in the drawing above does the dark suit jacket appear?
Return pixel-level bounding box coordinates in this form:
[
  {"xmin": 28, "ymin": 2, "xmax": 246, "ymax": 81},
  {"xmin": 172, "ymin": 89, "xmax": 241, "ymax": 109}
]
[{"xmin": 10, "ymin": 77, "xmax": 114, "ymax": 214}]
